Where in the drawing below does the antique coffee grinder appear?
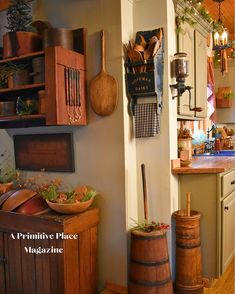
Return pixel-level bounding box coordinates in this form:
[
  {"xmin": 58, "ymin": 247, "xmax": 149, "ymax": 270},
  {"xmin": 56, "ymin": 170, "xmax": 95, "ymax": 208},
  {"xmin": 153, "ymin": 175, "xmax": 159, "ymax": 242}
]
[{"xmin": 170, "ymin": 52, "xmax": 202, "ymax": 112}]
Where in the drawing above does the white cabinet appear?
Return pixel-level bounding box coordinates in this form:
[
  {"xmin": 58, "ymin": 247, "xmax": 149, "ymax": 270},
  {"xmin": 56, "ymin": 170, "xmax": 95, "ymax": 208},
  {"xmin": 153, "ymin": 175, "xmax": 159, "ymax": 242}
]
[
  {"xmin": 222, "ymin": 191, "xmax": 235, "ymax": 273},
  {"xmin": 176, "ymin": 0, "xmax": 211, "ymax": 120},
  {"xmin": 195, "ymin": 30, "xmax": 208, "ymax": 118},
  {"xmin": 179, "ymin": 169, "xmax": 235, "ymax": 278},
  {"xmin": 177, "ymin": 27, "xmax": 208, "ymax": 119},
  {"xmin": 177, "ymin": 22, "xmax": 195, "ymax": 118}
]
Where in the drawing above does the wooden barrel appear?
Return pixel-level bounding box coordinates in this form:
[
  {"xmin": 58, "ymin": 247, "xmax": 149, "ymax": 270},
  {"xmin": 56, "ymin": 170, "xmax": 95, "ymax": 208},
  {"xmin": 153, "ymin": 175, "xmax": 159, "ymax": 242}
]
[
  {"xmin": 129, "ymin": 230, "xmax": 173, "ymax": 294},
  {"xmin": 173, "ymin": 210, "xmax": 203, "ymax": 294}
]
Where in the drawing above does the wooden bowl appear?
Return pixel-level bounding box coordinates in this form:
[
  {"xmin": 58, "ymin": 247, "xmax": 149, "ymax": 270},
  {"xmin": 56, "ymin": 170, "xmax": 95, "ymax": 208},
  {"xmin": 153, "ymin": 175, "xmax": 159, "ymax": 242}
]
[
  {"xmin": 0, "ymin": 190, "xmax": 17, "ymax": 207},
  {"xmin": 1, "ymin": 189, "xmax": 37, "ymax": 212},
  {"xmin": 15, "ymin": 194, "xmax": 50, "ymax": 215},
  {"xmin": 46, "ymin": 197, "xmax": 94, "ymax": 214}
]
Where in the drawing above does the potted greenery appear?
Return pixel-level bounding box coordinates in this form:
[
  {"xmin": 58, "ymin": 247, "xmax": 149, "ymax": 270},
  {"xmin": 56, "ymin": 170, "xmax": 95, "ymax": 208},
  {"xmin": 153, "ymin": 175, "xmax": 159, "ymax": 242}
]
[
  {"xmin": 3, "ymin": 0, "xmax": 42, "ymax": 58},
  {"xmin": 0, "ymin": 165, "xmax": 18, "ymax": 194}
]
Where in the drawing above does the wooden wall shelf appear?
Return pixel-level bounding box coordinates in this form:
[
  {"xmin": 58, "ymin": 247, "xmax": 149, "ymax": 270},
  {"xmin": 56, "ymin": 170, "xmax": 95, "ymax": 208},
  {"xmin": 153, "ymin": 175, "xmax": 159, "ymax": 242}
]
[
  {"xmin": 0, "ymin": 51, "xmax": 44, "ymax": 64},
  {"xmin": 0, "ymin": 83, "xmax": 45, "ymax": 95},
  {"xmin": 0, "ymin": 114, "xmax": 46, "ymax": 128},
  {"xmin": 0, "ymin": 28, "xmax": 87, "ymax": 129}
]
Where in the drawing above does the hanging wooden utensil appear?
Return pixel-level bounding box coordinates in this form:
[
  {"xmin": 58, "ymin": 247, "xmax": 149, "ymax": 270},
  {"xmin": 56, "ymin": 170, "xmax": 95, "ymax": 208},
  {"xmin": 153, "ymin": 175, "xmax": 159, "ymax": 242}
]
[
  {"xmin": 141, "ymin": 163, "xmax": 149, "ymax": 222},
  {"xmin": 90, "ymin": 30, "xmax": 118, "ymax": 116}
]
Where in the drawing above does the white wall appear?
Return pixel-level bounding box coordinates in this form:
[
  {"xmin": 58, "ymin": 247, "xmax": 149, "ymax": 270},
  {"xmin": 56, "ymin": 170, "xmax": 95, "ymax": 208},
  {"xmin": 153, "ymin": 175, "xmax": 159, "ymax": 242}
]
[{"xmin": 133, "ymin": 0, "xmax": 178, "ymax": 272}]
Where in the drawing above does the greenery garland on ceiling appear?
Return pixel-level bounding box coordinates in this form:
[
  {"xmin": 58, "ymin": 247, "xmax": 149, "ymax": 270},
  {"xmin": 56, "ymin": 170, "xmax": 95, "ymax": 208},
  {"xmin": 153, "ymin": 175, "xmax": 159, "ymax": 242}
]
[{"xmin": 176, "ymin": 0, "xmax": 224, "ymax": 34}]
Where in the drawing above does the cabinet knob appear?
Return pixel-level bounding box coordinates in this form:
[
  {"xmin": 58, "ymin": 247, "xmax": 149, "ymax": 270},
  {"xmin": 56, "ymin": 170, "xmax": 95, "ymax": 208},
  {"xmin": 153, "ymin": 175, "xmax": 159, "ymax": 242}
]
[
  {"xmin": 231, "ymin": 180, "xmax": 235, "ymax": 185},
  {"xmin": 0, "ymin": 257, "xmax": 7, "ymax": 264},
  {"xmin": 224, "ymin": 206, "xmax": 229, "ymax": 210}
]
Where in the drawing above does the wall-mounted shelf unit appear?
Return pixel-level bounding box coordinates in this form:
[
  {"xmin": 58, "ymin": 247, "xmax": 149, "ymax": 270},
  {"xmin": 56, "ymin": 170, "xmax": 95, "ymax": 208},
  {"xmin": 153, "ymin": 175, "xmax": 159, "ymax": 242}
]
[{"xmin": 0, "ymin": 28, "xmax": 87, "ymax": 129}]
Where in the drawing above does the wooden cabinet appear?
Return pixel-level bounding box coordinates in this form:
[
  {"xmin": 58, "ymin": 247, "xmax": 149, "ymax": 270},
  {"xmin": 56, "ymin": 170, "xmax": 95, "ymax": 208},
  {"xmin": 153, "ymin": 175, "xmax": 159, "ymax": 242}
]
[
  {"xmin": 179, "ymin": 169, "xmax": 235, "ymax": 278},
  {"xmin": 0, "ymin": 208, "xmax": 99, "ymax": 294},
  {"xmin": 222, "ymin": 191, "xmax": 235, "ymax": 273},
  {"xmin": 176, "ymin": 1, "xmax": 211, "ymax": 120},
  {"xmin": 0, "ymin": 29, "xmax": 87, "ymax": 128}
]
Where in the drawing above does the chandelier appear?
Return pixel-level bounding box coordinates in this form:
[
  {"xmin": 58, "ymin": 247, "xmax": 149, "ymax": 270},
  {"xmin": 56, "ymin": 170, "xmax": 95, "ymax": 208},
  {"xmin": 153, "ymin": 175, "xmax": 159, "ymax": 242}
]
[{"xmin": 213, "ymin": 0, "xmax": 230, "ymax": 50}]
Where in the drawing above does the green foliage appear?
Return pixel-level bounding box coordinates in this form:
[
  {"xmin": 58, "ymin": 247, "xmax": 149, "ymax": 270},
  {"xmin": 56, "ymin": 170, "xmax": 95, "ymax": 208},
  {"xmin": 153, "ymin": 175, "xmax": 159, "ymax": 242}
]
[
  {"xmin": 40, "ymin": 183, "xmax": 97, "ymax": 204},
  {"xmin": 41, "ymin": 184, "xmax": 58, "ymax": 202},
  {"xmin": 0, "ymin": 167, "xmax": 18, "ymax": 184},
  {"xmin": 80, "ymin": 190, "xmax": 97, "ymax": 202},
  {"xmin": 131, "ymin": 219, "xmax": 170, "ymax": 233},
  {"xmin": 5, "ymin": 0, "xmax": 34, "ymax": 32},
  {"xmin": 0, "ymin": 61, "xmax": 29, "ymax": 88},
  {"xmin": 176, "ymin": 0, "xmax": 213, "ymax": 35}
]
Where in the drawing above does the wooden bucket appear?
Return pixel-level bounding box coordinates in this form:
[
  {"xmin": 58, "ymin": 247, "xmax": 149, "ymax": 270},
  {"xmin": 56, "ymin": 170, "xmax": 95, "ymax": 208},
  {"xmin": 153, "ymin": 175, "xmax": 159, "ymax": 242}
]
[
  {"xmin": 173, "ymin": 210, "xmax": 203, "ymax": 294},
  {"xmin": 129, "ymin": 230, "xmax": 173, "ymax": 294}
]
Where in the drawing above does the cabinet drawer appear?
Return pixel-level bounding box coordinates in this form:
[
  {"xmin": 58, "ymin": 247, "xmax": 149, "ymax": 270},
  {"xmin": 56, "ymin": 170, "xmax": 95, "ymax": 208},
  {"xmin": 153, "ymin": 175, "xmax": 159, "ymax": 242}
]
[{"xmin": 222, "ymin": 170, "xmax": 235, "ymax": 197}]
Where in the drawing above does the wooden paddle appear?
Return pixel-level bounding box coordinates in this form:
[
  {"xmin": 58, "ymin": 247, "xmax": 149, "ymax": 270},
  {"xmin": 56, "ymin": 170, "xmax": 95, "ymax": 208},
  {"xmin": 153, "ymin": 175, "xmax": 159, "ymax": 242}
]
[{"xmin": 90, "ymin": 30, "xmax": 118, "ymax": 116}]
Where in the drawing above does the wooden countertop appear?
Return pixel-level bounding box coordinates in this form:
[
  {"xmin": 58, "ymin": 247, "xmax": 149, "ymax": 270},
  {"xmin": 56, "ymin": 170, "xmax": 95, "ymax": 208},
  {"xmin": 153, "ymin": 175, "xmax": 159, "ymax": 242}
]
[{"xmin": 172, "ymin": 157, "xmax": 235, "ymax": 174}]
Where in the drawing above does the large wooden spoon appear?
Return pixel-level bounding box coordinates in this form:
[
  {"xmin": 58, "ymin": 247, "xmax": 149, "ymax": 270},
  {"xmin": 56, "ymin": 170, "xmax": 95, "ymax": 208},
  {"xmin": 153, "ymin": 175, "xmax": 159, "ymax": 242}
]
[{"xmin": 90, "ymin": 30, "xmax": 118, "ymax": 116}]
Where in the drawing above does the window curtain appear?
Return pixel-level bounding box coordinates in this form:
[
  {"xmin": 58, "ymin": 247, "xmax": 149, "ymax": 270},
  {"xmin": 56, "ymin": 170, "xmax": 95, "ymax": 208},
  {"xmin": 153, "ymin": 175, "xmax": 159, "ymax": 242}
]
[{"xmin": 207, "ymin": 56, "xmax": 216, "ymax": 122}]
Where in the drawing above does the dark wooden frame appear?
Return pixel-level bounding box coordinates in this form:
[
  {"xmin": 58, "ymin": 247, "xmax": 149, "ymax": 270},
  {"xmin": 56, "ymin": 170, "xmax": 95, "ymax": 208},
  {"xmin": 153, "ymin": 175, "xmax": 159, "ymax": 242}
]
[{"xmin": 14, "ymin": 133, "xmax": 75, "ymax": 172}]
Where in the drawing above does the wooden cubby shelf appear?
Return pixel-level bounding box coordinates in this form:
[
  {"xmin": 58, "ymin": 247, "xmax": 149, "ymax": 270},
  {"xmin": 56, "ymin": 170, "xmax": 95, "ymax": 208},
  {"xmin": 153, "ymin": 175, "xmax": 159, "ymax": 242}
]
[
  {"xmin": 0, "ymin": 28, "xmax": 87, "ymax": 128},
  {"xmin": 0, "ymin": 114, "xmax": 46, "ymax": 128},
  {"xmin": 0, "ymin": 83, "xmax": 45, "ymax": 95},
  {"xmin": 0, "ymin": 51, "xmax": 45, "ymax": 64}
]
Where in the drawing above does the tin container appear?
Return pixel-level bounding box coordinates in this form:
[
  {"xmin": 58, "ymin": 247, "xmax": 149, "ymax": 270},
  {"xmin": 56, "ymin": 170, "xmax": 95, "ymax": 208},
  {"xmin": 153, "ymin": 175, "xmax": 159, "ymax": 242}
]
[
  {"xmin": 0, "ymin": 101, "xmax": 16, "ymax": 117},
  {"xmin": 42, "ymin": 28, "xmax": 74, "ymax": 50}
]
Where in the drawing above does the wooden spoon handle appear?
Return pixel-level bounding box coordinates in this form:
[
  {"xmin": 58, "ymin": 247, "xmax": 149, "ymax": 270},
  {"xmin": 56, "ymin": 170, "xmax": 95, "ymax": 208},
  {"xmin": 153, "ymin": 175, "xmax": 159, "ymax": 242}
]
[
  {"xmin": 187, "ymin": 192, "xmax": 191, "ymax": 216},
  {"xmin": 141, "ymin": 164, "xmax": 148, "ymax": 221},
  {"xmin": 101, "ymin": 29, "xmax": 106, "ymax": 72}
]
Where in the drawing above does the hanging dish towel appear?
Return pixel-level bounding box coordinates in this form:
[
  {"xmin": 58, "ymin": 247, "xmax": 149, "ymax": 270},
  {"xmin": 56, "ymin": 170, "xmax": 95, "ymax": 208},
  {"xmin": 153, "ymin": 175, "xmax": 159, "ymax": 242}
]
[{"xmin": 134, "ymin": 103, "xmax": 160, "ymax": 138}]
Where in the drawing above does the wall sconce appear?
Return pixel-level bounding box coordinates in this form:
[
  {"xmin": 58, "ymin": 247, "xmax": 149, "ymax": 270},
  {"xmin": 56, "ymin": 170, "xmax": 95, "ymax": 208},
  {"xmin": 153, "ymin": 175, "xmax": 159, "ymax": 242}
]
[{"xmin": 170, "ymin": 52, "xmax": 202, "ymax": 112}]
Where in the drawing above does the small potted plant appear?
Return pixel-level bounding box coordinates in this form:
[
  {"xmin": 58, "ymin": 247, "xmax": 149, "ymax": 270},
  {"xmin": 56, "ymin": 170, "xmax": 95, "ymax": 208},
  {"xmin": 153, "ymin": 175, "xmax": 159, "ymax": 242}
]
[
  {"xmin": 3, "ymin": 0, "xmax": 42, "ymax": 58},
  {"xmin": 0, "ymin": 166, "xmax": 19, "ymax": 194},
  {"xmin": 0, "ymin": 150, "xmax": 19, "ymax": 194}
]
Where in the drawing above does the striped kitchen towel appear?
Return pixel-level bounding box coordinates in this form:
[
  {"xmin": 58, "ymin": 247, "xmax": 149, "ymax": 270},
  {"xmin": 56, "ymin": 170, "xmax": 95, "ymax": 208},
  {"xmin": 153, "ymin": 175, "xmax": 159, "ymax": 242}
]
[{"xmin": 134, "ymin": 103, "xmax": 160, "ymax": 138}]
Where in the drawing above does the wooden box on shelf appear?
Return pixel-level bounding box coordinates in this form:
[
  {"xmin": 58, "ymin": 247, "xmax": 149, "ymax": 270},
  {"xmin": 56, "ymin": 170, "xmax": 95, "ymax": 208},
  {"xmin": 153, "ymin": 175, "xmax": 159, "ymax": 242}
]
[{"xmin": 0, "ymin": 208, "xmax": 99, "ymax": 293}]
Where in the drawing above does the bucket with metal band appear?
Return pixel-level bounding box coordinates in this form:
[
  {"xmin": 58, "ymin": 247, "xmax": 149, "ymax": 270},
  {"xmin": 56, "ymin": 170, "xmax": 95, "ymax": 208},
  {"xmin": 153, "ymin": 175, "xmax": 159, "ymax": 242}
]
[{"xmin": 129, "ymin": 230, "xmax": 173, "ymax": 294}]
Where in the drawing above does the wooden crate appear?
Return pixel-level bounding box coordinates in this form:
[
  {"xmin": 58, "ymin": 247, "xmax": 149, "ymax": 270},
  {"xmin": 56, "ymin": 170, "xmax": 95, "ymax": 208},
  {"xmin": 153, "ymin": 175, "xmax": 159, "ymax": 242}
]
[{"xmin": 0, "ymin": 208, "xmax": 99, "ymax": 294}]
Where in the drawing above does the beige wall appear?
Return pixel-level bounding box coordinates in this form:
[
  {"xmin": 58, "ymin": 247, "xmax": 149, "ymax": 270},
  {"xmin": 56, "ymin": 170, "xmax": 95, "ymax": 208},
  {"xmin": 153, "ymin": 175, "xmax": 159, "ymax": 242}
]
[
  {"xmin": 0, "ymin": 0, "xmax": 179, "ymax": 289},
  {"xmin": 215, "ymin": 61, "xmax": 235, "ymax": 123}
]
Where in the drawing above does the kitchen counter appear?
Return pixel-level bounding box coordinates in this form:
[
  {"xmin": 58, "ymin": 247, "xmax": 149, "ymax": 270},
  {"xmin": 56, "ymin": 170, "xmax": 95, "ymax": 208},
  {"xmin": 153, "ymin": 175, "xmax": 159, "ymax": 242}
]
[{"xmin": 172, "ymin": 156, "xmax": 235, "ymax": 174}]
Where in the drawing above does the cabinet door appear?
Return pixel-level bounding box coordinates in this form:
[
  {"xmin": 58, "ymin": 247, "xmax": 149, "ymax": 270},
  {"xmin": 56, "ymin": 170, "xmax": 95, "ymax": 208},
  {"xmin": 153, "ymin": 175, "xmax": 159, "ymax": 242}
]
[
  {"xmin": 0, "ymin": 232, "xmax": 6, "ymax": 293},
  {"xmin": 177, "ymin": 22, "xmax": 195, "ymax": 117},
  {"xmin": 222, "ymin": 191, "xmax": 235, "ymax": 274},
  {"xmin": 45, "ymin": 46, "xmax": 87, "ymax": 126},
  {"xmin": 195, "ymin": 30, "xmax": 208, "ymax": 118}
]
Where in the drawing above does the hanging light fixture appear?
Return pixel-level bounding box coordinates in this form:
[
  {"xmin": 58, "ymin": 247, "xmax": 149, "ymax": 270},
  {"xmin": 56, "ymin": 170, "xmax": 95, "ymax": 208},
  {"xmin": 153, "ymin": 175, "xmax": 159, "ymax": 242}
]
[{"xmin": 213, "ymin": 0, "xmax": 230, "ymax": 50}]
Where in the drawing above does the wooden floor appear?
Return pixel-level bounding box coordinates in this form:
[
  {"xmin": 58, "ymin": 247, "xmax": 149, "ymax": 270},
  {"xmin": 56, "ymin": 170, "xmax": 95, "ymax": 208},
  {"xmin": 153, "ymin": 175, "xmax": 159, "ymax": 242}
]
[
  {"xmin": 204, "ymin": 258, "xmax": 234, "ymax": 294},
  {"xmin": 100, "ymin": 258, "xmax": 234, "ymax": 294}
]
